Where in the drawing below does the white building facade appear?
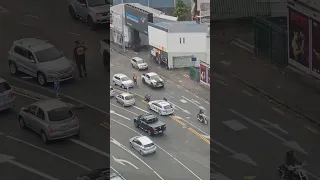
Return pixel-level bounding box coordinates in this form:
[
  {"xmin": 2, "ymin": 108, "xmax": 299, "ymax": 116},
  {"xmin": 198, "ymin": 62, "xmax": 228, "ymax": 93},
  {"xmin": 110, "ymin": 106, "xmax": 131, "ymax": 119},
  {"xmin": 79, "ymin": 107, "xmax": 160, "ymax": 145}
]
[
  {"xmin": 148, "ymin": 22, "xmax": 208, "ymax": 69},
  {"xmin": 199, "ymin": 35, "xmax": 210, "ymax": 87}
]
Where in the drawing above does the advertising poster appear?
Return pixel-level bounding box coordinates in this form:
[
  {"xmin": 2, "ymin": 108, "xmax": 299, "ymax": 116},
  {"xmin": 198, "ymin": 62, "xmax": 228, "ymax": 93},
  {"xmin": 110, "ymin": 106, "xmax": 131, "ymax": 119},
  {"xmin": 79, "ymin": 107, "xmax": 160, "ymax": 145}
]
[
  {"xmin": 312, "ymin": 20, "xmax": 320, "ymax": 74},
  {"xmin": 289, "ymin": 9, "xmax": 309, "ymax": 68},
  {"xmin": 200, "ymin": 64, "xmax": 207, "ymax": 83},
  {"xmin": 124, "ymin": 4, "xmax": 153, "ymax": 35},
  {"xmin": 207, "ymin": 67, "xmax": 210, "ymax": 85}
]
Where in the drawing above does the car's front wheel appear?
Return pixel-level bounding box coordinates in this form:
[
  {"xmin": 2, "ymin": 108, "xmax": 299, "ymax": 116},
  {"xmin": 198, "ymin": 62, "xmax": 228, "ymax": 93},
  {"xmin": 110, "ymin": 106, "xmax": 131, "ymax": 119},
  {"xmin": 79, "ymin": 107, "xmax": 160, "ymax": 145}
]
[
  {"xmin": 9, "ymin": 61, "xmax": 18, "ymax": 75},
  {"xmin": 19, "ymin": 116, "xmax": 26, "ymax": 129},
  {"xmin": 41, "ymin": 131, "xmax": 48, "ymax": 144},
  {"xmin": 37, "ymin": 73, "xmax": 47, "ymax": 86}
]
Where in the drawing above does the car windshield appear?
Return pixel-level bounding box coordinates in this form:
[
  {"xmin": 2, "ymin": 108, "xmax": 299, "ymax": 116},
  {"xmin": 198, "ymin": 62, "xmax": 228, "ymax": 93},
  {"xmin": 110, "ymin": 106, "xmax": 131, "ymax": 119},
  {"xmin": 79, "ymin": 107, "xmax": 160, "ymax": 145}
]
[
  {"xmin": 125, "ymin": 95, "xmax": 133, "ymax": 100},
  {"xmin": 150, "ymin": 75, "xmax": 160, "ymax": 80},
  {"xmin": 88, "ymin": 0, "xmax": 108, "ymax": 7},
  {"xmin": 121, "ymin": 77, "xmax": 130, "ymax": 81},
  {"xmin": 163, "ymin": 105, "xmax": 172, "ymax": 109},
  {"xmin": 48, "ymin": 107, "xmax": 73, "ymax": 122},
  {"xmin": 146, "ymin": 117, "xmax": 158, "ymax": 124},
  {"xmin": 35, "ymin": 47, "xmax": 63, "ymax": 63},
  {"xmin": 136, "ymin": 60, "xmax": 145, "ymax": 64},
  {"xmin": 0, "ymin": 82, "xmax": 11, "ymax": 93},
  {"xmin": 144, "ymin": 143, "xmax": 155, "ymax": 148}
]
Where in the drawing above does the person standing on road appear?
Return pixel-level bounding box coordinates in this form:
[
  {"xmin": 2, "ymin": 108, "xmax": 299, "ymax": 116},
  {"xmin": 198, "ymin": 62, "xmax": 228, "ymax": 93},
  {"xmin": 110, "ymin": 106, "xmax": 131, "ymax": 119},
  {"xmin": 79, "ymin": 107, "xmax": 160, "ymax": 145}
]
[{"xmin": 73, "ymin": 40, "xmax": 88, "ymax": 78}]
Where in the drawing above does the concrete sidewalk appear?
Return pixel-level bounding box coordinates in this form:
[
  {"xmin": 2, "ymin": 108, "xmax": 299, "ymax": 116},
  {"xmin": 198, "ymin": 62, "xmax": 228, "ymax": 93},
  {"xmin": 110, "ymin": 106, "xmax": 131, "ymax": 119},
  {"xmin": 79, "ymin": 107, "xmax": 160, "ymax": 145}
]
[
  {"xmin": 210, "ymin": 28, "xmax": 320, "ymax": 126},
  {"xmin": 110, "ymin": 43, "xmax": 210, "ymax": 102}
]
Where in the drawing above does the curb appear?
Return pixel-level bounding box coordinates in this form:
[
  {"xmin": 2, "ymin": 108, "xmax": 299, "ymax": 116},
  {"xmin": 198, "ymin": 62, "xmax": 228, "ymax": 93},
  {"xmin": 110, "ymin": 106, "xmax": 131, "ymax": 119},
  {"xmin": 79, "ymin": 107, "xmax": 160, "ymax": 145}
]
[
  {"xmin": 12, "ymin": 86, "xmax": 84, "ymax": 109},
  {"xmin": 233, "ymin": 76, "xmax": 320, "ymax": 127}
]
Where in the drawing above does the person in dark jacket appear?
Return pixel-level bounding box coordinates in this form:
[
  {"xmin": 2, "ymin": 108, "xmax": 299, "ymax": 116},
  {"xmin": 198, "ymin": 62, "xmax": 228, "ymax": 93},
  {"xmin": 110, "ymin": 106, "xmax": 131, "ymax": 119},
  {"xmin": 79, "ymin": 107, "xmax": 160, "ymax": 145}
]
[
  {"xmin": 73, "ymin": 40, "xmax": 88, "ymax": 78},
  {"xmin": 285, "ymin": 150, "xmax": 301, "ymax": 179}
]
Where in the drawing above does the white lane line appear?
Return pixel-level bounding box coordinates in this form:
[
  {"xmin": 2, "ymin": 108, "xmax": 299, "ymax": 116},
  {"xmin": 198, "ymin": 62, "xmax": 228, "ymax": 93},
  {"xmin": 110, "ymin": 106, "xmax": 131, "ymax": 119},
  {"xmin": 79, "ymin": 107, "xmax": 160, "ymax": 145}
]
[
  {"xmin": 216, "ymin": 80, "xmax": 228, "ymax": 86},
  {"xmin": 110, "ymin": 110, "xmax": 130, "ymax": 120},
  {"xmin": 191, "ymin": 99, "xmax": 200, "ymax": 105},
  {"xmin": 111, "ymin": 103, "xmax": 138, "ymax": 116},
  {"xmin": 68, "ymin": 32, "xmax": 80, "ymax": 36},
  {"xmin": 241, "ymin": 90, "xmax": 253, "ymax": 97},
  {"xmin": 19, "ymin": 23, "xmax": 35, "ymax": 27},
  {"xmin": 168, "ymin": 101, "xmax": 191, "ymax": 114},
  {"xmin": 110, "ymin": 166, "xmax": 127, "ymax": 180},
  {"xmin": 14, "ymin": 92, "xmax": 40, "ymax": 101},
  {"xmin": 70, "ymin": 139, "xmax": 110, "ymax": 158},
  {"xmin": 21, "ymin": 76, "xmax": 33, "ymax": 79},
  {"xmin": 304, "ymin": 125, "xmax": 319, "ymax": 134},
  {"xmin": 306, "ymin": 171, "xmax": 320, "ymax": 180},
  {"xmin": 164, "ymin": 93, "xmax": 174, "ymax": 98},
  {"xmin": 111, "ymin": 119, "xmax": 203, "ymax": 180},
  {"xmin": 4, "ymin": 135, "xmax": 91, "ymax": 171},
  {"xmin": 132, "ymin": 105, "xmax": 149, "ymax": 113},
  {"xmin": 181, "ymin": 96, "xmax": 200, "ymax": 107},
  {"xmin": 272, "ymin": 107, "xmax": 284, "ymax": 115},
  {"xmin": 24, "ymin": 14, "xmax": 40, "ymax": 19},
  {"xmin": 0, "ymin": 6, "xmax": 9, "ymax": 12}
]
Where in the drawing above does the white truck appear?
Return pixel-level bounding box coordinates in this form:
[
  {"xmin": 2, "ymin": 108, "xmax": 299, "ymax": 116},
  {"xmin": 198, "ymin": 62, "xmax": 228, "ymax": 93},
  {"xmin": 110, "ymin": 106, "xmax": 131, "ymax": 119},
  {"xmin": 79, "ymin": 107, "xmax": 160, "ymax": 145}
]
[
  {"xmin": 141, "ymin": 72, "xmax": 164, "ymax": 88},
  {"xmin": 100, "ymin": 39, "xmax": 110, "ymax": 69}
]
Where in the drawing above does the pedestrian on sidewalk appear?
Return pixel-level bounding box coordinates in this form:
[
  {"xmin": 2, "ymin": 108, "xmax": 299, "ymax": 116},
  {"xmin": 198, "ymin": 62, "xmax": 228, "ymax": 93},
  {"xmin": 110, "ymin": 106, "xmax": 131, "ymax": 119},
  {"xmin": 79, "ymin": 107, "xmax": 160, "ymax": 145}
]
[{"xmin": 73, "ymin": 40, "xmax": 88, "ymax": 78}]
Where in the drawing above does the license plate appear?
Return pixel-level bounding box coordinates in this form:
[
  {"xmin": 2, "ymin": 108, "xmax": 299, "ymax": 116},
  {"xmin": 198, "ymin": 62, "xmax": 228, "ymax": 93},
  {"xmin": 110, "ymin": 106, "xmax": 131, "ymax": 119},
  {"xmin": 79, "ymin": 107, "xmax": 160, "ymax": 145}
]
[
  {"xmin": 159, "ymin": 130, "xmax": 162, "ymax": 133},
  {"xmin": 60, "ymin": 125, "xmax": 69, "ymax": 131}
]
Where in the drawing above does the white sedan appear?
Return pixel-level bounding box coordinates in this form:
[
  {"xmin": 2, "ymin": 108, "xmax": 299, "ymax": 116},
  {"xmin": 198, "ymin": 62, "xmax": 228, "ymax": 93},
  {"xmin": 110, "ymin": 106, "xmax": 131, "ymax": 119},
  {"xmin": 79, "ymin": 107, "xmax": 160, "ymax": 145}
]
[
  {"xmin": 131, "ymin": 57, "xmax": 148, "ymax": 70},
  {"xmin": 148, "ymin": 100, "xmax": 174, "ymax": 115},
  {"xmin": 112, "ymin": 73, "xmax": 134, "ymax": 89}
]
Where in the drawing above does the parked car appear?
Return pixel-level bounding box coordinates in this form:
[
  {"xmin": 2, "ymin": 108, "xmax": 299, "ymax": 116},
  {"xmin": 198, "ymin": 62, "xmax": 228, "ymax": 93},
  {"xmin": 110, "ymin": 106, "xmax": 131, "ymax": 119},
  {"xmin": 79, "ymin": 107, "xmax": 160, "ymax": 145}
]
[
  {"xmin": 131, "ymin": 57, "xmax": 148, "ymax": 70},
  {"xmin": 112, "ymin": 73, "xmax": 134, "ymax": 89},
  {"xmin": 129, "ymin": 135, "xmax": 156, "ymax": 155},
  {"xmin": 18, "ymin": 99, "xmax": 80, "ymax": 143},
  {"xmin": 141, "ymin": 72, "xmax": 164, "ymax": 88},
  {"xmin": 69, "ymin": 0, "xmax": 110, "ymax": 29},
  {"xmin": 110, "ymin": 86, "xmax": 115, "ymax": 97},
  {"xmin": 77, "ymin": 168, "xmax": 110, "ymax": 180},
  {"xmin": 133, "ymin": 114, "xmax": 166, "ymax": 136},
  {"xmin": 116, "ymin": 93, "xmax": 135, "ymax": 107},
  {"xmin": 0, "ymin": 78, "xmax": 15, "ymax": 111},
  {"xmin": 148, "ymin": 100, "xmax": 174, "ymax": 115},
  {"xmin": 8, "ymin": 38, "xmax": 74, "ymax": 86}
]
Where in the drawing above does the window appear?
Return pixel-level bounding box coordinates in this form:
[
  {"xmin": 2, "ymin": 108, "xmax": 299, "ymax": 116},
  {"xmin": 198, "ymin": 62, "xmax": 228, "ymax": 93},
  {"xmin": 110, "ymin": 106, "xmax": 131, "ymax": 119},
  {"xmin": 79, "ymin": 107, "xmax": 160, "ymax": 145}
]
[
  {"xmin": 136, "ymin": 60, "xmax": 144, "ymax": 64},
  {"xmin": 14, "ymin": 46, "xmax": 27, "ymax": 58},
  {"xmin": 35, "ymin": 47, "xmax": 63, "ymax": 63},
  {"xmin": 87, "ymin": 0, "xmax": 107, "ymax": 7},
  {"xmin": 144, "ymin": 143, "xmax": 154, "ymax": 148},
  {"xmin": 146, "ymin": 117, "xmax": 158, "ymax": 124},
  {"xmin": 48, "ymin": 107, "xmax": 73, "ymax": 122},
  {"xmin": 36, "ymin": 108, "xmax": 45, "ymax": 120},
  {"xmin": 183, "ymin": 38, "xmax": 185, "ymax": 43},
  {"xmin": 125, "ymin": 95, "xmax": 133, "ymax": 100},
  {"xmin": 163, "ymin": 105, "xmax": 172, "ymax": 109},
  {"xmin": 120, "ymin": 77, "xmax": 130, "ymax": 81},
  {"xmin": 27, "ymin": 105, "xmax": 38, "ymax": 115},
  {"xmin": 180, "ymin": 38, "xmax": 181, "ymax": 44},
  {"xmin": 27, "ymin": 51, "xmax": 35, "ymax": 61},
  {"xmin": 0, "ymin": 82, "xmax": 11, "ymax": 93},
  {"xmin": 132, "ymin": 59, "xmax": 136, "ymax": 63}
]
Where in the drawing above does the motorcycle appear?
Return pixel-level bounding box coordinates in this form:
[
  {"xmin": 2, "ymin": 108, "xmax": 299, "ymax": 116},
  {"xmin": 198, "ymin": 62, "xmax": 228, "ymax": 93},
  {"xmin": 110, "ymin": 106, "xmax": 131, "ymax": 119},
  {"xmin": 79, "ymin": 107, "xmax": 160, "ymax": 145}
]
[
  {"xmin": 145, "ymin": 94, "xmax": 151, "ymax": 102},
  {"xmin": 197, "ymin": 113, "xmax": 208, "ymax": 125},
  {"xmin": 278, "ymin": 162, "xmax": 309, "ymax": 180}
]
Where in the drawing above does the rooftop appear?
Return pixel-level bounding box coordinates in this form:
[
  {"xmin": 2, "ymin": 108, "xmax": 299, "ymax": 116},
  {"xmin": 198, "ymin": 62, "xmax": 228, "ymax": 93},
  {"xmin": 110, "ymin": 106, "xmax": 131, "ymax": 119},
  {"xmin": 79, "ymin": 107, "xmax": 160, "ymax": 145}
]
[
  {"xmin": 137, "ymin": 136, "xmax": 153, "ymax": 145},
  {"xmin": 34, "ymin": 99, "xmax": 68, "ymax": 111},
  {"xmin": 14, "ymin": 38, "xmax": 53, "ymax": 52},
  {"xmin": 152, "ymin": 21, "xmax": 208, "ymax": 33}
]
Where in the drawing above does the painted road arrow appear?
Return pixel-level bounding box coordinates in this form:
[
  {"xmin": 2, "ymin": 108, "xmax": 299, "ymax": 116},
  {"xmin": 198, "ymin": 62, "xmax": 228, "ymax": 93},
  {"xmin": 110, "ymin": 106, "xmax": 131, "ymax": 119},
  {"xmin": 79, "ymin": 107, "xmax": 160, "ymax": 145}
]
[
  {"xmin": 0, "ymin": 154, "xmax": 59, "ymax": 180},
  {"xmin": 112, "ymin": 155, "xmax": 139, "ymax": 169},
  {"xmin": 230, "ymin": 109, "xmax": 308, "ymax": 155}
]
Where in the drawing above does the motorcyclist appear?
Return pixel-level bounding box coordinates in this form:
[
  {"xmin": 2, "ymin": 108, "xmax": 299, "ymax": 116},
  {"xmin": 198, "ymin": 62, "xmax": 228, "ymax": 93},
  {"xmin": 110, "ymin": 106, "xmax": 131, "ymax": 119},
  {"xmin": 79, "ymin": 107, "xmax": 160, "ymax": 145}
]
[
  {"xmin": 145, "ymin": 93, "xmax": 150, "ymax": 102},
  {"xmin": 197, "ymin": 109, "xmax": 204, "ymax": 121},
  {"xmin": 285, "ymin": 150, "xmax": 301, "ymax": 179},
  {"xmin": 163, "ymin": 97, "xmax": 167, "ymax": 101}
]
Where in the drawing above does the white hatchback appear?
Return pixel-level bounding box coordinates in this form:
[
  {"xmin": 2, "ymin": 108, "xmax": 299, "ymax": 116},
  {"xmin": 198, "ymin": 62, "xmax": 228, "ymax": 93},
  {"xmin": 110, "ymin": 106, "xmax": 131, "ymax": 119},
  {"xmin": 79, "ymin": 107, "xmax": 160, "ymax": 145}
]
[
  {"xmin": 112, "ymin": 73, "xmax": 134, "ymax": 89},
  {"xmin": 129, "ymin": 136, "xmax": 156, "ymax": 156},
  {"xmin": 148, "ymin": 100, "xmax": 174, "ymax": 115},
  {"xmin": 116, "ymin": 93, "xmax": 135, "ymax": 107},
  {"xmin": 131, "ymin": 57, "xmax": 148, "ymax": 70}
]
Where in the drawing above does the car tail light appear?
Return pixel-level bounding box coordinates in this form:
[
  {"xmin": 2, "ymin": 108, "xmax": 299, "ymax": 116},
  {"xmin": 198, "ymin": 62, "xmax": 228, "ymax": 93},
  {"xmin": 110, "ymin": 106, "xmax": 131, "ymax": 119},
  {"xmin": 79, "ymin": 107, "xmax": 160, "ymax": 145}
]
[
  {"xmin": 48, "ymin": 125, "xmax": 53, "ymax": 134},
  {"xmin": 162, "ymin": 110, "xmax": 166, "ymax": 112},
  {"xmin": 153, "ymin": 128, "xmax": 156, "ymax": 131}
]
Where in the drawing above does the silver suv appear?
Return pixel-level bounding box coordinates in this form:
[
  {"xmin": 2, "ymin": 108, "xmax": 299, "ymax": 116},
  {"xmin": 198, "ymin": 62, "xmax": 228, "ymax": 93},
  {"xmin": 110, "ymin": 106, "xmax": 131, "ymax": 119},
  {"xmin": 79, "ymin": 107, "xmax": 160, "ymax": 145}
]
[
  {"xmin": 8, "ymin": 38, "xmax": 74, "ymax": 86},
  {"xmin": 69, "ymin": 0, "xmax": 110, "ymax": 29}
]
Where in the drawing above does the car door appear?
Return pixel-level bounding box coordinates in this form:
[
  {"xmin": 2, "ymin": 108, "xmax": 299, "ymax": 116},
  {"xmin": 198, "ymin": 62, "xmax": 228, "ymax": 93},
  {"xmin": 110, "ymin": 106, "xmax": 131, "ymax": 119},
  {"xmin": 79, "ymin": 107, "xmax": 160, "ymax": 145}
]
[
  {"xmin": 132, "ymin": 139, "xmax": 140, "ymax": 150},
  {"xmin": 131, "ymin": 59, "xmax": 137, "ymax": 68},
  {"xmin": 24, "ymin": 105, "xmax": 38, "ymax": 129},
  {"xmin": 12, "ymin": 46, "xmax": 30, "ymax": 74},
  {"xmin": 145, "ymin": 74, "xmax": 151, "ymax": 84},
  {"xmin": 117, "ymin": 95, "xmax": 123, "ymax": 104},
  {"xmin": 115, "ymin": 76, "xmax": 121, "ymax": 85},
  {"xmin": 34, "ymin": 107, "xmax": 46, "ymax": 134},
  {"xmin": 25, "ymin": 50, "xmax": 37, "ymax": 77}
]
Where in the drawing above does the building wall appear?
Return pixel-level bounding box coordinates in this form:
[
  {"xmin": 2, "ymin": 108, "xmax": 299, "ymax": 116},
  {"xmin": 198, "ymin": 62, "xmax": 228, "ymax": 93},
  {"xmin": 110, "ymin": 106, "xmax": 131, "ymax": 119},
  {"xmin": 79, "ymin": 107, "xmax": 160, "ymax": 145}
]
[
  {"xmin": 167, "ymin": 33, "xmax": 207, "ymax": 53},
  {"xmin": 112, "ymin": 0, "xmax": 191, "ymax": 8},
  {"xmin": 148, "ymin": 26, "xmax": 168, "ymax": 51},
  {"xmin": 168, "ymin": 52, "xmax": 205, "ymax": 68}
]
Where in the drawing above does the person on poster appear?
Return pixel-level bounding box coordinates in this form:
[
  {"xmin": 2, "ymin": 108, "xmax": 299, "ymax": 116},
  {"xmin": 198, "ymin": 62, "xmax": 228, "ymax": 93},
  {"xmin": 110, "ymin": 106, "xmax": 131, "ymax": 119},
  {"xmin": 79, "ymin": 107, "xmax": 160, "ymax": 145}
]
[
  {"xmin": 291, "ymin": 29, "xmax": 305, "ymax": 63},
  {"xmin": 314, "ymin": 49, "xmax": 320, "ymax": 61}
]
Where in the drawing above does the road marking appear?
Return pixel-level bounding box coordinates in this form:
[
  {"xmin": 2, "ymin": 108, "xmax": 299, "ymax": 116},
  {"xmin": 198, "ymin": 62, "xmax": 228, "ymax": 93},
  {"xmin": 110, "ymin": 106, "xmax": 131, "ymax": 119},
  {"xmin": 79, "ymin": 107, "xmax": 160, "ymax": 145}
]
[
  {"xmin": 229, "ymin": 109, "xmax": 308, "ymax": 155},
  {"xmin": 111, "ymin": 103, "xmax": 138, "ymax": 116},
  {"xmin": 260, "ymin": 118, "xmax": 288, "ymax": 134},
  {"xmin": 164, "ymin": 93, "xmax": 174, "ymax": 98},
  {"xmin": 21, "ymin": 76, "xmax": 33, "ymax": 79},
  {"xmin": 110, "ymin": 119, "xmax": 203, "ymax": 180},
  {"xmin": 111, "ymin": 137, "xmax": 165, "ymax": 180},
  {"xmin": 181, "ymin": 96, "xmax": 201, "ymax": 107},
  {"xmin": 180, "ymin": 99, "xmax": 188, "ymax": 103},
  {"xmin": 241, "ymin": 90, "xmax": 253, "ymax": 97},
  {"xmin": 70, "ymin": 139, "xmax": 110, "ymax": 157},
  {"xmin": 170, "ymin": 116, "xmax": 186, "ymax": 126},
  {"xmin": 304, "ymin": 125, "xmax": 319, "ymax": 134},
  {"xmin": 133, "ymin": 105, "xmax": 149, "ymax": 113},
  {"xmin": 176, "ymin": 85, "xmax": 182, "ymax": 89},
  {"xmin": 19, "ymin": 22, "xmax": 35, "ymax": 27},
  {"xmin": 24, "ymin": 14, "xmax": 40, "ymax": 19},
  {"xmin": 3, "ymin": 135, "xmax": 91, "ymax": 171},
  {"xmin": 272, "ymin": 107, "xmax": 284, "ymax": 115},
  {"xmin": 167, "ymin": 101, "xmax": 191, "ymax": 114},
  {"xmin": 110, "ymin": 166, "xmax": 127, "ymax": 180},
  {"xmin": 110, "ymin": 110, "xmax": 130, "ymax": 120},
  {"xmin": 100, "ymin": 122, "xmax": 110, "ymax": 129},
  {"xmin": 112, "ymin": 156, "xmax": 139, "ymax": 169},
  {"xmin": 0, "ymin": 6, "xmax": 9, "ymax": 12},
  {"xmin": 244, "ymin": 176, "xmax": 256, "ymax": 180},
  {"xmin": 216, "ymin": 80, "xmax": 228, "ymax": 86},
  {"xmin": 68, "ymin": 32, "xmax": 80, "ymax": 36},
  {"xmin": 222, "ymin": 120, "xmax": 248, "ymax": 131},
  {"xmin": 188, "ymin": 127, "xmax": 210, "ymax": 144},
  {"xmin": 191, "ymin": 99, "xmax": 200, "ymax": 104},
  {"xmin": 15, "ymin": 91, "xmax": 41, "ymax": 101},
  {"xmin": 0, "ymin": 154, "xmax": 59, "ymax": 180}
]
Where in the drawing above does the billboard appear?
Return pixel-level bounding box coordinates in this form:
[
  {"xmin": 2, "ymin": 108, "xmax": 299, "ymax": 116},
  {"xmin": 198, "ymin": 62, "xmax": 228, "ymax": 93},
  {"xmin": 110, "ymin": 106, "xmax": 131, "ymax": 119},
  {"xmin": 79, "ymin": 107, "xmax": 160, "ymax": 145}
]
[
  {"xmin": 200, "ymin": 63, "xmax": 210, "ymax": 86},
  {"xmin": 124, "ymin": 4, "xmax": 153, "ymax": 35},
  {"xmin": 288, "ymin": 9, "xmax": 310, "ymax": 68},
  {"xmin": 312, "ymin": 20, "xmax": 320, "ymax": 74}
]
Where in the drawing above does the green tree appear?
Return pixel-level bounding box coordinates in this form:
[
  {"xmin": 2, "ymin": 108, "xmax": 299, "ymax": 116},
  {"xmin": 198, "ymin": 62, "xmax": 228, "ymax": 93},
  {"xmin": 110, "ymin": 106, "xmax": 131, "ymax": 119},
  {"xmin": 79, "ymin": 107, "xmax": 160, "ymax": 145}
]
[{"xmin": 173, "ymin": 0, "xmax": 189, "ymax": 21}]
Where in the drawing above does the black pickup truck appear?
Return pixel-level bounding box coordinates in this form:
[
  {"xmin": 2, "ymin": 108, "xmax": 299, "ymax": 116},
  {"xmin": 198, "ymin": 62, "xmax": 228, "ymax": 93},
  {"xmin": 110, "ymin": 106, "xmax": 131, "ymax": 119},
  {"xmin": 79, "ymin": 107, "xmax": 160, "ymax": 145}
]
[{"xmin": 134, "ymin": 114, "xmax": 166, "ymax": 136}]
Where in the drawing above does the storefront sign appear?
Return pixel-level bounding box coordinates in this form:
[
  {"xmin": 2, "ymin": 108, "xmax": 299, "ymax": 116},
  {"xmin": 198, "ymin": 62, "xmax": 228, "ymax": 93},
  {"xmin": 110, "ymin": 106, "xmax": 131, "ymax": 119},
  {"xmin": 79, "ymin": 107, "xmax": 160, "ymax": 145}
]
[
  {"xmin": 124, "ymin": 4, "xmax": 153, "ymax": 35},
  {"xmin": 312, "ymin": 20, "xmax": 320, "ymax": 74},
  {"xmin": 288, "ymin": 9, "xmax": 310, "ymax": 68},
  {"xmin": 200, "ymin": 63, "xmax": 210, "ymax": 86}
]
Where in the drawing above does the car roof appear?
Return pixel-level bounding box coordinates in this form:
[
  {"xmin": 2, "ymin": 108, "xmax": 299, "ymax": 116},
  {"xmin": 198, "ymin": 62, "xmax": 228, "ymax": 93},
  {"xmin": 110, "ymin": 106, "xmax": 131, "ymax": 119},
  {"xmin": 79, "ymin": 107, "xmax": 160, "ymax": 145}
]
[
  {"xmin": 147, "ymin": 72, "xmax": 157, "ymax": 76},
  {"xmin": 0, "ymin": 77, "xmax": 6, "ymax": 83},
  {"xmin": 114, "ymin": 73, "xmax": 127, "ymax": 77},
  {"xmin": 142, "ymin": 113, "xmax": 156, "ymax": 119},
  {"xmin": 13, "ymin": 38, "xmax": 54, "ymax": 52},
  {"xmin": 120, "ymin": 93, "xmax": 133, "ymax": 97},
  {"xmin": 33, "ymin": 99, "xmax": 68, "ymax": 111},
  {"xmin": 137, "ymin": 136, "xmax": 153, "ymax": 145},
  {"xmin": 132, "ymin": 57, "xmax": 143, "ymax": 61}
]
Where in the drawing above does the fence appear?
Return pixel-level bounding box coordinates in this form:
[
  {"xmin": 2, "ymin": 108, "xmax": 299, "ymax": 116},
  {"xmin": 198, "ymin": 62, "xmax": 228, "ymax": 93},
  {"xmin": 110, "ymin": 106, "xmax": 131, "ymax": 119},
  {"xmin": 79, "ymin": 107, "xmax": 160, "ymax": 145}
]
[
  {"xmin": 254, "ymin": 16, "xmax": 288, "ymax": 67},
  {"xmin": 189, "ymin": 67, "xmax": 200, "ymax": 82}
]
